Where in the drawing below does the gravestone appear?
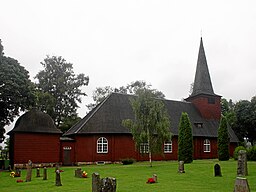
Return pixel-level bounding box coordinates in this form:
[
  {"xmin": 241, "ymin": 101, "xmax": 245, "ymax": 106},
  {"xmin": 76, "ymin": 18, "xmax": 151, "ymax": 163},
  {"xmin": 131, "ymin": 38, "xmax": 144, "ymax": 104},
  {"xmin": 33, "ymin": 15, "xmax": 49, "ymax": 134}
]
[
  {"xmin": 92, "ymin": 172, "xmax": 117, "ymax": 192},
  {"xmin": 214, "ymin": 164, "xmax": 222, "ymax": 177},
  {"xmin": 178, "ymin": 161, "xmax": 185, "ymax": 173},
  {"xmin": 75, "ymin": 168, "xmax": 83, "ymax": 178},
  {"xmin": 92, "ymin": 173, "xmax": 101, "ymax": 192},
  {"xmin": 101, "ymin": 177, "xmax": 117, "ymax": 192},
  {"xmin": 15, "ymin": 169, "xmax": 21, "ymax": 177},
  {"xmin": 152, "ymin": 174, "xmax": 157, "ymax": 182},
  {"xmin": 43, "ymin": 167, "xmax": 47, "ymax": 180},
  {"xmin": 237, "ymin": 150, "xmax": 248, "ymax": 176},
  {"xmin": 26, "ymin": 160, "xmax": 33, "ymax": 182},
  {"xmin": 36, "ymin": 168, "xmax": 40, "ymax": 177},
  {"xmin": 55, "ymin": 164, "xmax": 62, "ymax": 186},
  {"xmin": 234, "ymin": 177, "xmax": 250, "ymax": 192}
]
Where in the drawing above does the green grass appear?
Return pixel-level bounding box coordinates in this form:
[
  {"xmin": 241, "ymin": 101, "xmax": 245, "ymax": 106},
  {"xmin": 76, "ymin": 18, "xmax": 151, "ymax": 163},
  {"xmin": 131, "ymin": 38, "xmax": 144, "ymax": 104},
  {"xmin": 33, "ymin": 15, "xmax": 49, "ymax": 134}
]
[{"xmin": 0, "ymin": 160, "xmax": 255, "ymax": 192}]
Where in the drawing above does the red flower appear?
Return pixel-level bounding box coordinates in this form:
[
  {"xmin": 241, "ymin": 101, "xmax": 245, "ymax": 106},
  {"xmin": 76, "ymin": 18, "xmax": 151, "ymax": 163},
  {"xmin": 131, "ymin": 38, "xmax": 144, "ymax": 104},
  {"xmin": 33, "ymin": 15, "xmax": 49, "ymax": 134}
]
[
  {"xmin": 16, "ymin": 179, "xmax": 23, "ymax": 183},
  {"xmin": 146, "ymin": 178, "xmax": 155, "ymax": 184}
]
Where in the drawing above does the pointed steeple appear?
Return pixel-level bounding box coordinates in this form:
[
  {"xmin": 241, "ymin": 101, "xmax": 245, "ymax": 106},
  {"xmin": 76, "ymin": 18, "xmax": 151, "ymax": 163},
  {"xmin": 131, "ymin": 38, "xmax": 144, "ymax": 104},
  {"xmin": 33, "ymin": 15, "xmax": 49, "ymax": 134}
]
[{"xmin": 190, "ymin": 37, "xmax": 215, "ymax": 97}]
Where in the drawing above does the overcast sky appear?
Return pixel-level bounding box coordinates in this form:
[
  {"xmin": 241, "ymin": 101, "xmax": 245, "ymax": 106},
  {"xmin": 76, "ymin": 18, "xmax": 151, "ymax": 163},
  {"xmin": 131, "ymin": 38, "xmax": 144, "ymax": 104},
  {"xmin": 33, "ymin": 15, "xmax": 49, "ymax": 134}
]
[{"xmin": 1, "ymin": 0, "xmax": 256, "ymax": 139}]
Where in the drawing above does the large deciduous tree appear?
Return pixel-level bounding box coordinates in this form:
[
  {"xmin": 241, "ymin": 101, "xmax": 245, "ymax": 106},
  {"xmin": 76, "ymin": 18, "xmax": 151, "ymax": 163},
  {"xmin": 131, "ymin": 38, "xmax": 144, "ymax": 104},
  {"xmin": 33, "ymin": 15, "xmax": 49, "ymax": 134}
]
[
  {"xmin": 122, "ymin": 89, "xmax": 171, "ymax": 167},
  {"xmin": 35, "ymin": 55, "xmax": 89, "ymax": 129},
  {"xmin": 87, "ymin": 80, "xmax": 165, "ymax": 110},
  {"xmin": 0, "ymin": 40, "xmax": 35, "ymax": 142},
  {"xmin": 178, "ymin": 112, "xmax": 193, "ymax": 163},
  {"xmin": 217, "ymin": 115, "xmax": 230, "ymax": 161}
]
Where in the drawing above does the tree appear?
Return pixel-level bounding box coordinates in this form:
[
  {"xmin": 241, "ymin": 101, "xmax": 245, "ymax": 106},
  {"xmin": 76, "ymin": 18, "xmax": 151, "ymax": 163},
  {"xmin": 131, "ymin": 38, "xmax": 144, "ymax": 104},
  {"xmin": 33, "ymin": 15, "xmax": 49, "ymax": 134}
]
[
  {"xmin": 234, "ymin": 100, "xmax": 252, "ymax": 142},
  {"xmin": 87, "ymin": 80, "xmax": 165, "ymax": 110},
  {"xmin": 217, "ymin": 115, "xmax": 230, "ymax": 161},
  {"xmin": 122, "ymin": 89, "xmax": 171, "ymax": 167},
  {"xmin": 0, "ymin": 40, "xmax": 35, "ymax": 142},
  {"xmin": 35, "ymin": 56, "xmax": 89, "ymax": 130},
  {"xmin": 178, "ymin": 112, "xmax": 193, "ymax": 163}
]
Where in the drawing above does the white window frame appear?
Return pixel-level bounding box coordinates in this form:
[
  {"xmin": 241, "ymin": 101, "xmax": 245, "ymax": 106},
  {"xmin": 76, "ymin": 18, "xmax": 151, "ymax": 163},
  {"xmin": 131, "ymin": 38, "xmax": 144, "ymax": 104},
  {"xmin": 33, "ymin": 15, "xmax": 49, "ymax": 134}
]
[
  {"xmin": 140, "ymin": 143, "xmax": 149, "ymax": 153},
  {"xmin": 97, "ymin": 137, "xmax": 108, "ymax": 153},
  {"xmin": 164, "ymin": 141, "xmax": 172, "ymax": 153},
  {"xmin": 203, "ymin": 139, "xmax": 211, "ymax": 152}
]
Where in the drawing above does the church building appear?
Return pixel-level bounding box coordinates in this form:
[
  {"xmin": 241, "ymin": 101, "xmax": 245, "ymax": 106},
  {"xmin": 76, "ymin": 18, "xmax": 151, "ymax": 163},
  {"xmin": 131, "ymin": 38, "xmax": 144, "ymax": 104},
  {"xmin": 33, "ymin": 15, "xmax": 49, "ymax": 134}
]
[{"xmin": 8, "ymin": 38, "xmax": 239, "ymax": 166}]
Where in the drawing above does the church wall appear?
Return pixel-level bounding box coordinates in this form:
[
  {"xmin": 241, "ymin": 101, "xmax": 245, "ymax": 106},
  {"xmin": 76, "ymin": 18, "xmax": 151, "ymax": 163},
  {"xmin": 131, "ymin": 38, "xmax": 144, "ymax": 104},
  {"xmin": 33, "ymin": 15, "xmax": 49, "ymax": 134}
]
[{"xmin": 13, "ymin": 133, "xmax": 60, "ymax": 164}]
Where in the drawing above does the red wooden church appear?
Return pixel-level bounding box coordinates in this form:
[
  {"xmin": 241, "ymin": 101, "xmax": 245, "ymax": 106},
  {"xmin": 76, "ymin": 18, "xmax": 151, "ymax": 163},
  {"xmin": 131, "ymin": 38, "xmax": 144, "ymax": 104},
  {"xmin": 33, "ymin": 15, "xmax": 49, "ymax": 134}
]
[{"xmin": 8, "ymin": 38, "xmax": 239, "ymax": 166}]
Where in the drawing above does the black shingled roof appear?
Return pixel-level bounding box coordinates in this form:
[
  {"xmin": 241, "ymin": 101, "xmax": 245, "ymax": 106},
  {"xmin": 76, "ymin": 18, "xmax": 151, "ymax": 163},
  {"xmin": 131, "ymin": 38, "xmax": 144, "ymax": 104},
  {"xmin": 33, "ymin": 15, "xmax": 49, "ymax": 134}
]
[
  {"xmin": 190, "ymin": 38, "xmax": 219, "ymax": 97},
  {"xmin": 8, "ymin": 109, "xmax": 62, "ymax": 134},
  {"xmin": 64, "ymin": 93, "xmax": 238, "ymax": 142}
]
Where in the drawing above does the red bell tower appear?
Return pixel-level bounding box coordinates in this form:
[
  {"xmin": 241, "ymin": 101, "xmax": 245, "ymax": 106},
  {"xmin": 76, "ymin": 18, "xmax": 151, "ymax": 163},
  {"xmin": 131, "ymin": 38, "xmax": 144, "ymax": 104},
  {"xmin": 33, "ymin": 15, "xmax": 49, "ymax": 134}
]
[{"xmin": 185, "ymin": 38, "xmax": 221, "ymax": 120}]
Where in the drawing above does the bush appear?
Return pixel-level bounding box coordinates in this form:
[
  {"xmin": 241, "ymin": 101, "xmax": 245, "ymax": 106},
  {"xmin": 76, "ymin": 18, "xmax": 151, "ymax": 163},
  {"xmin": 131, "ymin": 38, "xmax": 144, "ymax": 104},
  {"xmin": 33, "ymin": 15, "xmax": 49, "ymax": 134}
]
[
  {"xmin": 233, "ymin": 146, "xmax": 246, "ymax": 160},
  {"xmin": 121, "ymin": 158, "xmax": 135, "ymax": 165},
  {"xmin": 247, "ymin": 146, "xmax": 256, "ymax": 161}
]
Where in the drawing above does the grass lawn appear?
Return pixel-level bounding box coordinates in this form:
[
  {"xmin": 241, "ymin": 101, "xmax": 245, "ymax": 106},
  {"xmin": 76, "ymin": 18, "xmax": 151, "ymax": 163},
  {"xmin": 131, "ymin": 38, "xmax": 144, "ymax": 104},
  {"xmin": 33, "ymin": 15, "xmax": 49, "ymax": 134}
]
[{"xmin": 0, "ymin": 159, "xmax": 255, "ymax": 192}]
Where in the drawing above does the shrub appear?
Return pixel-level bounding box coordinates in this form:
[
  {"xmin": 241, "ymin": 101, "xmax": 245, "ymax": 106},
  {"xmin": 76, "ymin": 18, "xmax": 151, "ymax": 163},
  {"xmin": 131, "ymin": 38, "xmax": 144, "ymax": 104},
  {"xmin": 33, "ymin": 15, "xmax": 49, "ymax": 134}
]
[
  {"xmin": 233, "ymin": 146, "xmax": 246, "ymax": 160},
  {"xmin": 247, "ymin": 146, "xmax": 256, "ymax": 161},
  {"xmin": 121, "ymin": 158, "xmax": 135, "ymax": 165}
]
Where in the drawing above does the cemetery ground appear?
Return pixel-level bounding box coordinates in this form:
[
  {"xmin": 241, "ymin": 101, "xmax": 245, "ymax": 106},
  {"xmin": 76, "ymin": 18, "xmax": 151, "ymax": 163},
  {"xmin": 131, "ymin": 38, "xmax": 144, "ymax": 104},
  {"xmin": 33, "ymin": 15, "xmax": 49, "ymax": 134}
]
[{"xmin": 0, "ymin": 159, "xmax": 255, "ymax": 192}]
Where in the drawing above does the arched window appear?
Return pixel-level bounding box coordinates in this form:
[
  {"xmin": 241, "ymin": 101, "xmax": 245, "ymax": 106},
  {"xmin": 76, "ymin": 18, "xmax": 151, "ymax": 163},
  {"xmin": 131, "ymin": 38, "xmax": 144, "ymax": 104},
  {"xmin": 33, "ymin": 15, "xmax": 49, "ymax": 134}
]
[
  {"xmin": 203, "ymin": 139, "xmax": 211, "ymax": 152},
  {"xmin": 97, "ymin": 137, "xmax": 108, "ymax": 153},
  {"xmin": 164, "ymin": 141, "xmax": 172, "ymax": 153}
]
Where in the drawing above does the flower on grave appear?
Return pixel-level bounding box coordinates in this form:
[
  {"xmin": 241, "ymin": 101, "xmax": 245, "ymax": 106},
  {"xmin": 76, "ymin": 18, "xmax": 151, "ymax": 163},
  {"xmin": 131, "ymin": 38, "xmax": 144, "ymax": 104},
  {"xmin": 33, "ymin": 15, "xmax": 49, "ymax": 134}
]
[
  {"xmin": 10, "ymin": 172, "xmax": 15, "ymax": 178},
  {"xmin": 82, "ymin": 171, "xmax": 88, "ymax": 178},
  {"xmin": 16, "ymin": 179, "xmax": 23, "ymax": 183},
  {"xmin": 146, "ymin": 178, "xmax": 156, "ymax": 184}
]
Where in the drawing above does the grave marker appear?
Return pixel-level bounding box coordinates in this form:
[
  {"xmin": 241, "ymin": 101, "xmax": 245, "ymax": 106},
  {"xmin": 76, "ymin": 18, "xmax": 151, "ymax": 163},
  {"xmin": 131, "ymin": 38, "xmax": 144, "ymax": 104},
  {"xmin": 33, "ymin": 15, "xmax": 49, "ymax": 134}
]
[
  {"xmin": 36, "ymin": 168, "xmax": 40, "ymax": 177},
  {"xmin": 214, "ymin": 164, "xmax": 222, "ymax": 177},
  {"xmin": 25, "ymin": 160, "xmax": 32, "ymax": 182},
  {"xmin": 237, "ymin": 150, "xmax": 248, "ymax": 176},
  {"xmin": 43, "ymin": 167, "xmax": 47, "ymax": 180},
  {"xmin": 178, "ymin": 161, "xmax": 185, "ymax": 173},
  {"xmin": 234, "ymin": 177, "xmax": 250, "ymax": 192}
]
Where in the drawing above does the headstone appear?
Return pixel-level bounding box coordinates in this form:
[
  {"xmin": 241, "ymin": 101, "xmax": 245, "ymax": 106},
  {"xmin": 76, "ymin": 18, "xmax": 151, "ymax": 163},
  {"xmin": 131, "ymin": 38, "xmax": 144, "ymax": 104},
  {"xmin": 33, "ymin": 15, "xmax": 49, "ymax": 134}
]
[
  {"xmin": 36, "ymin": 168, "xmax": 40, "ymax": 177},
  {"xmin": 15, "ymin": 169, "xmax": 21, "ymax": 177},
  {"xmin": 152, "ymin": 174, "xmax": 157, "ymax": 182},
  {"xmin": 214, "ymin": 164, "xmax": 222, "ymax": 177},
  {"xmin": 92, "ymin": 173, "xmax": 101, "ymax": 192},
  {"xmin": 234, "ymin": 177, "xmax": 250, "ymax": 192},
  {"xmin": 26, "ymin": 160, "xmax": 33, "ymax": 182},
  {"xmin": 92, "ymin": 172, "xmax": 117, "ymax": 192},
  {"xmin": 178, "ymin": 161, "xmax": 185, "ymax": 173},
  {"xmin": 43, "ymin": 167, "xmax": 47, "ymax": 180},
  {"xmin": 101, "ymin": 177, "xmax": 117, "ymax": 192},
  {"xmin": 237, "ymin": 150, "xmax": 248, "ymax": 176},
  {"xmin": 75, "ymin": 168, "xmax": 83, "ymax": 178},
  {"xmin": 55, "ymin": 164, "xmax": 62, "ymax": 186}
]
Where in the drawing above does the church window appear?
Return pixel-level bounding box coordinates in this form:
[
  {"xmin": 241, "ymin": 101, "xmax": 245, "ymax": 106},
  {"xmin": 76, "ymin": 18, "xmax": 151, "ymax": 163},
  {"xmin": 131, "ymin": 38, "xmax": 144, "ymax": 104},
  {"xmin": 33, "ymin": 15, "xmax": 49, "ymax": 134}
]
[
  {"xmin": 208, "ymin": 97, "xmax": 215, "ymax": 104},
  {"xmin": 203, "ymin": 139, "xmax": 211, "ymax": 152},
  {"xmin": 164, "ymin": 141, "xmax": 172, "ymax": 153},
  {"xmin": 97, "ymin": 137, "xmax": 108, "ymax": 153},
  {"xmin": 140, "ymin": 143, "xmax": 149, "ymax": 153}
]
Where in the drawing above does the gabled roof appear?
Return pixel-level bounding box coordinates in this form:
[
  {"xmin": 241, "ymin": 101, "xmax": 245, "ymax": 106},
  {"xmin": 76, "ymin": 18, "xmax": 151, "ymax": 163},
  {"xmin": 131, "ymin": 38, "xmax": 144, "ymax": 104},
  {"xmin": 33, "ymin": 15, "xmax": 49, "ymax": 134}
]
[
  {"xmin": 190, "ymin": 38, "xmax": 218, "ymax": 97},
  {"xmin": 64, "ymin": 93, "xmax": 238, "ymax": 142},
  {"xmin": 8, "ymin": 109, "xmax": 62, "ymax": 134}
]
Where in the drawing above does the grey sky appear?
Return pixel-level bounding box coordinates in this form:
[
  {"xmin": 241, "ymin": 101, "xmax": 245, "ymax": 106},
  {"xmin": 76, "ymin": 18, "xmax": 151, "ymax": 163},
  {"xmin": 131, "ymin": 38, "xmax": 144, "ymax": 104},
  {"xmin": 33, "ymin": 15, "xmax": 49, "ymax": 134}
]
[{"xmin": 1, "ymin": 0, "xmax": 256, "ymax": 139}]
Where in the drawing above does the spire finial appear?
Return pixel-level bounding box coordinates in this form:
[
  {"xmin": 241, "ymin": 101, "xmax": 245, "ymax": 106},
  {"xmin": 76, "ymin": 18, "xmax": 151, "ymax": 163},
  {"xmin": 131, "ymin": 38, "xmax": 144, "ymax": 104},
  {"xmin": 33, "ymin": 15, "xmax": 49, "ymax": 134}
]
[{"xmin": 200, "ymin": 29, "xmax": 203, "ymax": 38}]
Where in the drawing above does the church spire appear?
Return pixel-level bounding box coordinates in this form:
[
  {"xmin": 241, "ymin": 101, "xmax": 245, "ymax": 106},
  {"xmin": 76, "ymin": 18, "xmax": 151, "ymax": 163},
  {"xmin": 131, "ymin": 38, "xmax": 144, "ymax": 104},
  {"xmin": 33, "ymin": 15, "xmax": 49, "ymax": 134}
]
[{"xmin": 190, "ymin": 37, "xmax": 215, "ymax": 97}]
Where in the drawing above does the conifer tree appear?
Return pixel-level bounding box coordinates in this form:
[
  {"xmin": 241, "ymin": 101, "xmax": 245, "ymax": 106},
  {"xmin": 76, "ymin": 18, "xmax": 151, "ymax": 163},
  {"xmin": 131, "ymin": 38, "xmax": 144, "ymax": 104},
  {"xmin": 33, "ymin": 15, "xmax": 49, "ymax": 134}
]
[
  {"xmin": 218, "ymin": 115, "xmax": 230, "ymax": 161},
  {"xmin": 178, "ymin": 112, "xmax": 193, "ymax": 163}
]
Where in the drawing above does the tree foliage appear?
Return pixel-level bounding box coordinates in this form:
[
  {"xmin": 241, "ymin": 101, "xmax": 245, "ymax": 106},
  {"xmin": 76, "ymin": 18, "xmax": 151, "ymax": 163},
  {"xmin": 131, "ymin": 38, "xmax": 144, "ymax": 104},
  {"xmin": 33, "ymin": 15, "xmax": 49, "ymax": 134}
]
[
  {"xmin": 217, "ymin": 115, "xmax": 230, "ymax": 161},
  {"xmin": 87, "ymin": 80, "xmax": 165, "ymax": 110},
  {"xmin": 0, "ymin": 40, "xmax": 35, "ymax": 142},
  {"xmin": 178, "ymin": 112, "xmax": 193, "ymax": 163},
  {"xmin": 122, "ymin": 89, "xmax": 171, "ymax": 167},
  {"xmin": 35, "ymin": 55, "xmax": 89, "ymax": 129}
]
